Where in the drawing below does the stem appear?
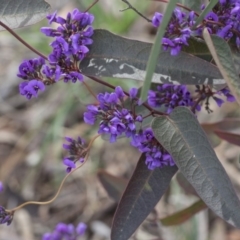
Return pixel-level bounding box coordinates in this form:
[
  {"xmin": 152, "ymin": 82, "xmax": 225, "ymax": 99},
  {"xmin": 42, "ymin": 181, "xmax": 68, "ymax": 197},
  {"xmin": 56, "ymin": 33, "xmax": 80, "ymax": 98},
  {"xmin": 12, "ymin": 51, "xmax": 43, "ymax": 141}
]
[
  {"xmin": 83, "ymin": 81, "xmax": 97, "ymax": 100},
  {"xmin": 121, "ymin": 0, "xmax": 152, "ymax": 22},
  {"xmin": 6, "ymin": 135, "xmax": 100, "ymax": 213},
  {"xmin": 84, "ymin": 0, "xmax": 99, "ymax": 12},
  {"xmin": 152, "ymin": 0, "xmax": 199, "ymax": 16},
  {"xmin": 0, "ymin": 21, "xmax": 48, "ymax": 60},
  {"xmin": 191, "ymin": 96, "xmax": 203, "ymax": 112}
]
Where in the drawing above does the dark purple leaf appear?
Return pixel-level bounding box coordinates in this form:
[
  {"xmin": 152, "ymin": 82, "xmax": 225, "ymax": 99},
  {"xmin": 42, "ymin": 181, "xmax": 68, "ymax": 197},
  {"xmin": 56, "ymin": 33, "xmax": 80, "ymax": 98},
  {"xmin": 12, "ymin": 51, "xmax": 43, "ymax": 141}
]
[
  {"xmin": 111, "ymin": 154, "xmax": 178, "ymax": 240},
  {"xmin": 152, "ymin": 107, "xmax": 240, "ymax": 228},
  {"xmin": 80, "ymin": 29, "xmax": 225, "ymax": 86}
]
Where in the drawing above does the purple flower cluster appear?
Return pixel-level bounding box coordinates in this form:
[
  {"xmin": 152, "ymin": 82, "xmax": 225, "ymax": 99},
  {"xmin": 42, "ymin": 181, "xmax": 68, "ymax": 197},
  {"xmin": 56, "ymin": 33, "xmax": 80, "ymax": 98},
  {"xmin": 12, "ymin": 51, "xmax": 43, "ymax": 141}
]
[
  {"xmin": 148, "ymin": 84, "xmax": 197, "ymax": 113},
  {"xmin": 84, "ymin": 86, "xmax": 175, "ymax": 170},
  {"xmin": 201, "ymin": 0, "xmax": 240, "ymax": 47},
  {"xmin": 195, "ymin": 85, "xmax": 235, "ymax": 112},
  {"xmin": 152, "ymin": 8, "xmax": 195, "ymax": 55},
  {"xmin": 84, "ymin": 86, "xmax": 142, "ymax": 143},
  {"xmin": 0, "ymin": 207, "xmax": 13, "ymax": 225},
  {"xmin": 62, "ymin": 137, "xmax": 86, "ymax": 172},
  {"xmin": 152, "ymin": 0, "xmax": 240, "ymax": 55},
  {"xmin": 216, "ymin": 87, "xmax": 236, "ymax": 105},
  {"xmin": 17, "ymin": 9, "xmax": 94, "ymax": 99},
  {"xmin": 132, "ymin": 128, "xmax": 175, "ymax": 170},
  {"xmin": 18, "ymin": 57, "xmax": 47, "ymax": 99},
  {"xmin": 42, "ymin": 222, "xmax": 87, "ymax": 240}
]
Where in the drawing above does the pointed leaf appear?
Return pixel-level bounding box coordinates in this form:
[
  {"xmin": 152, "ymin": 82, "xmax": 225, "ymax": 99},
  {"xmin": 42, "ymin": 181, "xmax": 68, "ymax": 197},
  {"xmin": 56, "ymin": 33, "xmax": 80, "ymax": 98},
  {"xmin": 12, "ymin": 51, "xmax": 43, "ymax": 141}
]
[
  {"xmin": 214, "ymin": 130, "xmax": 240, "ymax": 147},
  {"xmin": 0, "ymin": 0, "xmax": 51, "ymax": 31},
  {"xmin": 151, "ymin": 107, "xmax": 240, "ymax": 228},
  {"xmin": 80, "ymin": 29, "xmax": 225, "ymax": 86},
  {"xmin": 111, "ymin": 154, "xmax": 178, "ymax": 240},
  {"xmin": 140, "ymin": 0, "xmax": 177, "ymax": 102},
  {"xmin": 203, "ymin": 29, "xmax": 240, "ymax": 105},
  {"xmin": 97, "ymin": 170, "xmax": 128, "ymax": 202},
  {"xmin": 160, "ymin": 199, "xmax": 207, "ymax": 226}
]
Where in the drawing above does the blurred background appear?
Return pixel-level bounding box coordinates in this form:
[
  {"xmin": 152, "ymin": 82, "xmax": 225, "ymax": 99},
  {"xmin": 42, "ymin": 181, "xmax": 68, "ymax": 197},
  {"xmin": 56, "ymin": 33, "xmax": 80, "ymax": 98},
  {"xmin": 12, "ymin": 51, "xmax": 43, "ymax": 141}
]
[{"xmin": 0, "ymin": 0, "xmax": 240, "ymax": 239}]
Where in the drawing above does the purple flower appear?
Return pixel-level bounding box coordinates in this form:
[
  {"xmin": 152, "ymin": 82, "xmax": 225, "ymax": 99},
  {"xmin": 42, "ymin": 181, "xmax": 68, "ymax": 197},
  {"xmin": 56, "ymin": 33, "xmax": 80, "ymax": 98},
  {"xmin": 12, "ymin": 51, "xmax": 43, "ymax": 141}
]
[
  {"xmin": 46, "ymin": 11, "xmax": 57, "ymax": 24},
  {"xmin": 129, "ymin": 88, "xmax": 138, "ymax": 99},
  {"xmin": 152, "ymin": 12, "xmax": 163, "ymax": 27},
  {"xmin": 0, "ymin": 182, "xmax": 3, "ymax": 193},
  {"xmin": 76, "ymin": 222, "xmax": 87, "ymax": 236},
  {"xmin": 63, "ymin": 71, "xmax": 83, "ymax": 83},
  {"xmin": 84, "ymin": 86, "xmax": 142, "ymax": 142},
  {"xmin": 131, "ymin": 128, "xmax": 175, "ymax": 170},
  {"xmin": 0, "ymin": 207, "xmax": 13, "ymax": 225},
  {"xmin": 217, "ymin": 24, "xmax": 232, "ymax": 39},
  {"xmin": 42, "ymin": 222, "xmax": 87, "ymax": 240},
  {"xmin": 17, "ymin": 58, "xmax": 45, "ymax": 80},
  {"xmin": 213, "ymin": 96, "xmax": 225, "ymax": 107},
  {"xmin": 148, "ymin": 84, "xmax": 193, "ymax": 113},
  {"xmin": 19, "ymin": 80, "xmax": 45, "ymax": 99},
  {"xmin": 115, "ymin": 86, "xmax": 125, "ymax": 99},
  {"xmin": 62, "ymin": 136, "xmax": 86, "ymax": 172},
  {"xmin": 42, "ymin": 65, "xmax": 62, "ymax": 81},
  {"xmin": 218, "ymin": 87, "xmax": 236, "ymax": 103},
  {"xmin": 40, "ymin": 27, "xmax": 58, "ymax": 37},
  {"xmin": 205, "ymin": 12, "xmax": 219, "ymax": 22}
]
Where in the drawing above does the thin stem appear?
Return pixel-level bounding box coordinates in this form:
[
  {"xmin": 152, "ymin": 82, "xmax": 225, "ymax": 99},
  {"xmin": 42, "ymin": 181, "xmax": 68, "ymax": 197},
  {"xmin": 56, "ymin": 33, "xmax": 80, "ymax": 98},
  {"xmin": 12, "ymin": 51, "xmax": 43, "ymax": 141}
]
[
  {"xmin": 7, "ymin": 169, "xmax": 78, "ymax": 212},
  {"xmin": 84, "ymin": 0, "xmax": 99, "ymax": 12},
  {"xmin": 121, "ymin": 0, "xmax": 152, "ymax": 22},
  {"xmin": 0, "ymin": 21, "xmax": 48, "ymax": 60},
  {"xmin": 6, "ymin": 135, "xmax": 100, "ymax": 213},
  {"xmin": 191, "ymin": 96, "xmax": 203, "ymax": 112},
  {"xmin": 83, "ymin": 81, "xmax": 97, "ymax": 100},
  {"xmin": 152, "ymin": 0, "xmax": 199, "ymax": 16}
]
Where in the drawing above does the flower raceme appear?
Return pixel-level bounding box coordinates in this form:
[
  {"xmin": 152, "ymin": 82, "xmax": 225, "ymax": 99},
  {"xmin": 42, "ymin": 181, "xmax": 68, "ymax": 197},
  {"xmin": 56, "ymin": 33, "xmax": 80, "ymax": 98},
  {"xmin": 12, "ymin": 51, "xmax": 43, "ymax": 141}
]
[
  {"xmin": 17, "ymin": 8, "xmax": 94, "ymax": 99},
  {"xmin": 83, "ymin": 86, "xmax": 175, "ymax": 169},
  {"xmin": 83, "ymin": 84, "xmax": 235, "ymax": 170},
  {"xmin": 152, "ymin": 0, "xmax": 240, "ymax": 55},
  {"xmin": 147, "ymin": 84, "xmax": 197, "ymax": 113},
  {"xmin": 84, "ymin": 86, "xmax": 142, "ymax": 143}
]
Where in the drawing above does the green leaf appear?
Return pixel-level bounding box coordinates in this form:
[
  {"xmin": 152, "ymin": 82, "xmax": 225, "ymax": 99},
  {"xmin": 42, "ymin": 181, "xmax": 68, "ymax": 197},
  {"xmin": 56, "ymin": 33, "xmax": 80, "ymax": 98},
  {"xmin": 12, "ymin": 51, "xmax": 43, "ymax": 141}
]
[
  {"xmin": 203, "ymin": 29, "xmax": 240, "ymax": 105},
  {"xmin": 193, "ymin": 0, "xmax": 219, "ymax": 27},
  {"xmin": 97, "ymin": 170, "xmax": 128, "ymax": 202},
  {"xmin": 177, "ymin": 0, "xmax": 202, "ymax": 13},
  {"xmin": 229, "ymin": 41, "xmax": 240, "ymax": 76},
  {"xmin": 111, "ymin": 154, "xmax": 178, "ymax": 240},
  {"xmin": 160, "ymin": 199, "xmax": 207, "ymax": 226},
  {"xmin": 140, "ymin": 0, "xmax": 178, "ymax": 103},
  {"xmin": 182, "ymin": 37, "xmax": 212, "ymax": 62},
  {"xmin": 151, "ymin": 107, "xmax": 240, "ymax": 228},
  {"xmin": 0, "ymin": 0, "xmax": 51, "ymax": 30},
  {"xmin": 80, "ymin": 29, "xmax": 225, "ymax": 86}
]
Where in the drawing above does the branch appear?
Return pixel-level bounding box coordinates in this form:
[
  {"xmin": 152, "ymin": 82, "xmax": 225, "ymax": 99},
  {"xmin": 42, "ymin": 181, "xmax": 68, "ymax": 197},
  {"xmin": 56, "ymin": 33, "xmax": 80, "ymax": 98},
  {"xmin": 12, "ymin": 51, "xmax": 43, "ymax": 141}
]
[
  {"xmin": 0, "ymin": 21, "xmax": 48, "ymax": 60},
  {"xmin": 121, "ymin": 0, "xmax": 152, "ymax": 22}
]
